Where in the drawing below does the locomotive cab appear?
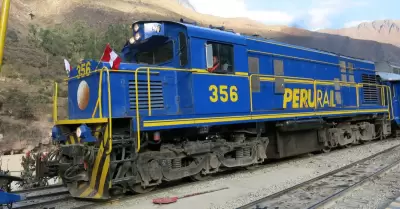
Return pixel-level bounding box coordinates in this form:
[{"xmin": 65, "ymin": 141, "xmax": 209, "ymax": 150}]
[{"xmin": 121, "ymin": 22, "xmax": 189, "ymax": 69}]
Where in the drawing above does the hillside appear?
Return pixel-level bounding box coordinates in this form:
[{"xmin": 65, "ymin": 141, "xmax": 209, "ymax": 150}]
[
  {"xmin": 320, "ymin": 20, "xmax": 400, "ymax": 47},
  {"xmin": 1, "ymin": 0, "xmax": 400, "ymax": 154}
]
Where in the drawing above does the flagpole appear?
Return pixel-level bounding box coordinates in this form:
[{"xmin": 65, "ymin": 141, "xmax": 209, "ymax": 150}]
[{"xmin": 94, "ymin": 43, "xmax": 110, "ymax": 72}]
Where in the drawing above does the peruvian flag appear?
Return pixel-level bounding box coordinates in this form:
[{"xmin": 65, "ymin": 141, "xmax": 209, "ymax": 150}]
[
  {"xmin": 100, "ymin": 43, "xmax": 121, "ymax": 70},
  {"xmin": 64, "ymin": 59, "xmax": 72, "ymax": 76}
]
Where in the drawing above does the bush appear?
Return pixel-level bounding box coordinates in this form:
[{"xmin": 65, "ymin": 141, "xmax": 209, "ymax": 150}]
[
  {"xmin": 27, "ymin": 22, "xmax": 131, "ymax": 65},
  {"xmin": 0, "ymin": 88, "xmax": 53, "ymax": 121},
  {"xmin": 0, "ymin": 88, "xmax": 36, "ymax": 120}
]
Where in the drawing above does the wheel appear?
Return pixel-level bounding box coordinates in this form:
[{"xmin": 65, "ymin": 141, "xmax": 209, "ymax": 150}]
[
  {"xmin": 7, "ymin": 203, "xmax": 12, "ymax": 209},
  {"xmin": 131, "ymin": 184, "xmax": 156, "ymax": 194},
  {"xmin": 321, "ymin": 147, "xmax": 331, "ymax": 153},
  {"xmin": 190, "ymin": 172, "xmax": 211, "ymax": 181}
]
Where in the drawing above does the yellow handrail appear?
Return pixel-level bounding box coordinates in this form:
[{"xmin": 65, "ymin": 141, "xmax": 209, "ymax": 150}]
[
  {"xmin": 104, "ymin": 68, "xmax": 113, "ymax": 155},
  {"xmin": 92, "ymin": 69, "xmax": 104, "ymax": 118},
  {"xmin": 134, "ymin": 68, "xmax": 141, "ymax": 152},
  {"xmin": 133, "ymin": 66, "xmax": 197, "ymax": 152},
  {"xmin": 388, "ymin": 86, "xmax": 393, "ymax": 120}
]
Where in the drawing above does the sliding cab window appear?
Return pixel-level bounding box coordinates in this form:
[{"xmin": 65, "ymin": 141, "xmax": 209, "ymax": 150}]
[
  {"xmin": 135, "ymin": 41, "xmax": 174, "ymax": 64},
  {"xmin": 178, "ymin": 32, "xmax": 188, "ymax": 67},
  {"xmin": 205, "ymin": 42, "xmax": 234, "ymax": 74}
]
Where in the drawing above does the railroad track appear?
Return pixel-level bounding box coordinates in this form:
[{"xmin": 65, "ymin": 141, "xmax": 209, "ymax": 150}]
[
  {"xmin": 3, "ymin": 184, "xmax": 70, "ymax": 209},
  {"xmin": 237, "ymin": 143, "xmax": 400, "ymax": 209},
  {"xmin": 322, "ymin": 165, "xmax": 400, "ymax": 209},
  {"xmin": 4, "ymin": 139, "xmax": 400, "ymax": 209}
]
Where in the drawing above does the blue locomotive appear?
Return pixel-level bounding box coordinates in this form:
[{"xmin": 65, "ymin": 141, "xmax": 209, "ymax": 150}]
[{"xmin": 41, "ymin": 19, "xmax": 398, "ymax": 199}]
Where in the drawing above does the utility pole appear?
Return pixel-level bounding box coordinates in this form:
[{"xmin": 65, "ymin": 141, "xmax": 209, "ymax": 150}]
[{"xmin": 0, "ymin": 0, "xmax": 11, "ymax": 73}]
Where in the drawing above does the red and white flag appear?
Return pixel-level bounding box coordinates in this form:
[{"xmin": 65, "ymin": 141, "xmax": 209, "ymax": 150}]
[
  {"xmin": 64, "ymin": 59, "xmax": 72, "ymax": 76},
  {"xmin": 100, "ymin": 43, "xmax": 121, "ymax": 70}
]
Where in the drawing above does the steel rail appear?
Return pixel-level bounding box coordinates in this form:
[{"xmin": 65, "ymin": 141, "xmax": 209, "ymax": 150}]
[
  {"xmin": 237, "ymin": 143, "xmax": 400, "ymax": 209},
  {"xmin": 307, "ymin": 154, "xmax": 400, "ymax": 209}
]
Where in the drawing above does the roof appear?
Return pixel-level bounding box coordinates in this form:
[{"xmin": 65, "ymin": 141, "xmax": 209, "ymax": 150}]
[
  {"xmin": 246, "ymin": 36, "xmax": 338, "ymax": 57},
  {"xmin": 376, "ymin": 72, "xmax": 400, "ymax": 81},
  {"xmin": 183, "ymin": 23, "xmax": 246, "ymax": 45},
  {"xmin": 245, "ymin": 36, "xmax": 374, "ymax": 64},
  {"xmin": 132, "ymin": 20, "xmax": 245, "ymax": 45},
  {"xmin": 131, "ymin": 20, "xmax": 375, "ymax": 64}
]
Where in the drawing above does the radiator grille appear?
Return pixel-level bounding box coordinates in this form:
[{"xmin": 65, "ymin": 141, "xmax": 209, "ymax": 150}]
[
  {"xmin": 361, "ymin": 74, "xmax": 379, "ymax": 104},
  {"xmin": 129, "ymin": 80, "xmax": 164, "ymax": 110}
]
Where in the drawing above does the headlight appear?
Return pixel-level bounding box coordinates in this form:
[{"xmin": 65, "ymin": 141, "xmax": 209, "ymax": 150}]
[
  {"xmin": 135, "ymin": 33, "xmax": 141, "ymax": 41},
  {"xmin": 133, "ymin": 24, "xmax": 139, "ymax": 32},
  {"xmin": 76, "ymin": 124, "xmax": 96, "ymax": 143},
  {"xmin": 51, "ymin": 126, "xmax": 66, "ymax": 142},
  {"xmin": 129, "ymin": 37, "xmax": 135, "ymax": 44},
  {"xmin": 76, "ymin": 127, "xmax": 82, "ymax": 137}
]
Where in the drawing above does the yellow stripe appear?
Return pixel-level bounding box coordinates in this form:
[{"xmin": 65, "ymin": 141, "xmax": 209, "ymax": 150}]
[
  {"xmin": 235, "ymin": 72, "xmax": 248, "ymax": 76},
  {"xmin": 69, "ymin": 135, "xmax": 76, "ymax": 144},
  {"xmin": 80, "ymin": 142, "xmax": 103, "ymax": 197},
  {"xmin": 80, "ymin": 125, "xmax": 107, "ymax": 198},
  {"xmin": 94, "ymin": 155, "xmax": 110, "ymax": 198},
  {"xmin": 191, "ymin": 69, "xmax": 207, "ymax": 73},
  {"xmin": 259, "ymin": 77, "xmax": 355, "ymax": 86},
  {"xmin": 260, "ymin": 77, "xmax": 275, "ymax": 81},
  {"xmin": 56, "ymin": 118, "xmax": 108, "ymax": 125},
  {"xmin": 190, "ymin": 69, "xmax": 249, "ymax": 77},
  {"xmin": 79, "ymin": 186, "xmax": 93, "ymax": 198},
  {"xmin": 193, "ymin": 72, "xmax": 248, "ymax": 77},
  {"xmin": 143, "ymin": 109, "xmax": 388, "ymax": 127}
]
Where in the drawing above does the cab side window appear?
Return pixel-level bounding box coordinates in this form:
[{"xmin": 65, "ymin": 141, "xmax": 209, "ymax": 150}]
[{"xmin": 206, "ymin": 42, "xmax": 234, "ymax": 73}]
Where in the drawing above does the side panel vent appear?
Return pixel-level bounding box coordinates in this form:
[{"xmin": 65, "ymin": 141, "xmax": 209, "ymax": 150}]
[
  {"xmin": 129, "ymin": 80, "xmax": 164, "ymax": 110},
  {"xmin": 361, "ymin": 74, "xmax": 379, "ymax": 104}
]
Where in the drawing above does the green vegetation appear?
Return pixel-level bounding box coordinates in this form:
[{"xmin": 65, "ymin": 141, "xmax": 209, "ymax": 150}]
[
  {"xmin": 0, "ymin": 88, "xmax": 51, "ymax": 120},
  {"xmin": 28, "ymin": 21, "xmax": 131, "ymax": 65},
  {"xmin": 0, "ymin": 22, "xmax": 131, "ymax": 151},
  {"xmin": 1, "ymin": 22, "xmax": 130, "ymax": 121}
]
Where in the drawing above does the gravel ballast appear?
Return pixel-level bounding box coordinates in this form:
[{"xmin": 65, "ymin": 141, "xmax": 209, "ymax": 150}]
[{"xmin": 94, "ymin": 139, "xmax": 400, "ymax": 209}]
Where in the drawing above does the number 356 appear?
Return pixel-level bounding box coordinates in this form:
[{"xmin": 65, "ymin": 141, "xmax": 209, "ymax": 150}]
[{"xmin": 209, "ymin": 85, "xmax": 238, "ymax": 103}]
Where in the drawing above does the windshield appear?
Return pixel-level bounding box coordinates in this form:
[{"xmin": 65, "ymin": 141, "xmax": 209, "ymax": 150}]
[{"xmin": 135, "ymin": 41, "xmax": 173, "ymax": 65}]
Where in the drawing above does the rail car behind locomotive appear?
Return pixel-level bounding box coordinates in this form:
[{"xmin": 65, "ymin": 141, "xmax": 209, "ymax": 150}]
[{"xmin": 42, "ymin": 19, "xmax": 399, "ymax": 200}]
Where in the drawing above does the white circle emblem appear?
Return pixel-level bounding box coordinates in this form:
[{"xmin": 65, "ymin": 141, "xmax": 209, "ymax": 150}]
[{"xmin": 77, "ymin": 80, "xmax": 90, "ymax": 110}]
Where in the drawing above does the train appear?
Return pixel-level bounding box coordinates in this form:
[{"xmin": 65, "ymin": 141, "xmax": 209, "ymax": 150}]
[{"xmin": 35, "ymin": 19, "xmax": 400, "ymax": 200}]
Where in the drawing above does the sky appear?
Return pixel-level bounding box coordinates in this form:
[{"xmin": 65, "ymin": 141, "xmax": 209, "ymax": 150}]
[{"xmin": 187, "ymin": 0, "xmax": 400, "ymax": 31}]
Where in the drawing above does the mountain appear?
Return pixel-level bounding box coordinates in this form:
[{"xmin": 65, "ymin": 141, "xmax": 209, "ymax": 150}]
[
  {"xmin": 4, "ymin": 0, "xmax": 399, "ymax": 63},
  {"xmin": 175, "ymin": 0, "xmax": 196, "ymax": 11},
  {"xmin": 1, "ymin": 0, "xmax": 400, "ymax": 153},
  {"xmin": 320, "ymin": 20, "xmax": 400, "ymax": 47}
]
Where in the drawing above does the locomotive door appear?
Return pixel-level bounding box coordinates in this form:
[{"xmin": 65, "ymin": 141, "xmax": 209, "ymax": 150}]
[{"xmin": 391, "ymin": 82, "xmax": 400, "ymax": 125}]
